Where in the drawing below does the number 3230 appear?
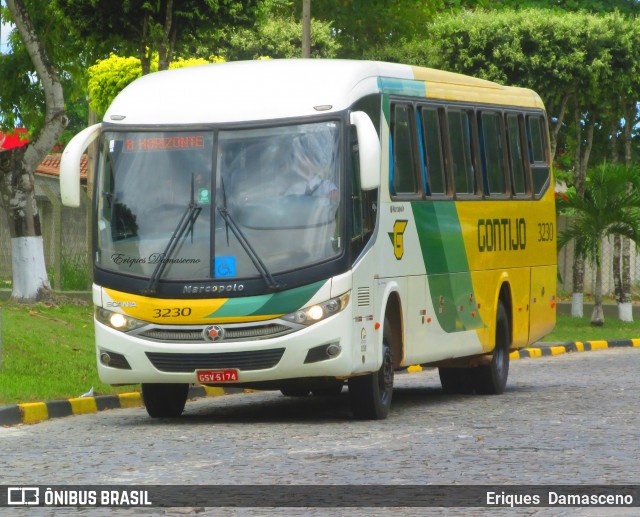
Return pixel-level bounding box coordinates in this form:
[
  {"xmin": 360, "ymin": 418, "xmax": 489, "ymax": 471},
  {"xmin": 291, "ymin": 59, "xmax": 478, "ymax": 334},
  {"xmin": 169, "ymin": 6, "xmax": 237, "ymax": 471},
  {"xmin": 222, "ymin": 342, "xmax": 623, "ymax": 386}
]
[{"xmin": 153, "ymin": 307, "xmax": 192, "ymax": 318}]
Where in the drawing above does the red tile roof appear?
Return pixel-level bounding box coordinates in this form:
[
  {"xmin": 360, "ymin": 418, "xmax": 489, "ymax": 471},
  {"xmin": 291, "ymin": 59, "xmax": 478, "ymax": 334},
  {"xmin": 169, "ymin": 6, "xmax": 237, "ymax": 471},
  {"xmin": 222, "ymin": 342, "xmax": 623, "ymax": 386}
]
[{"xmin": 36, "ymin": 153, "xmax": 88, "ymax": 183}]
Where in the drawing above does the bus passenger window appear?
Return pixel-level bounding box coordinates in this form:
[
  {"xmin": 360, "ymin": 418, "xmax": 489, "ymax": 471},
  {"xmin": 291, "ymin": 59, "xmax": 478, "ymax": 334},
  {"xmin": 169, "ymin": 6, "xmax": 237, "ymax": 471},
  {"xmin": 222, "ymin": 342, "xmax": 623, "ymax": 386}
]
[
  {"xmin": 481, "ymin": 112, "xmax": 506, "ymax": 195},
  {"xmin": 421, "ymin": 107, "xmax": 447, "ymax": 195},
  {"xmin": 507, "ymin": 114, "xmax": 527, "ymax": 195},
  {"xmin": 527, "ymin": 115, "xmax": 550, "ymax": 196},
  {"xmin": 447, "ymin": 110, "xmax": 475, "ymax": 195},
  {"xmin": 391, "ymin": 104, "xmax": 418, "ymax": 195}
]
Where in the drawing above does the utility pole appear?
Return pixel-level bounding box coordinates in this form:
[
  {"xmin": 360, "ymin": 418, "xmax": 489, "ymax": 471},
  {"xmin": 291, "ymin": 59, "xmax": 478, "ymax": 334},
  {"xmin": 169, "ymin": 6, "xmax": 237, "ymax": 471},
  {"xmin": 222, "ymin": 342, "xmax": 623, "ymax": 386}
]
[{"xmin": 302, "ymin": 0, "xmax": 311, "ymax": 58}]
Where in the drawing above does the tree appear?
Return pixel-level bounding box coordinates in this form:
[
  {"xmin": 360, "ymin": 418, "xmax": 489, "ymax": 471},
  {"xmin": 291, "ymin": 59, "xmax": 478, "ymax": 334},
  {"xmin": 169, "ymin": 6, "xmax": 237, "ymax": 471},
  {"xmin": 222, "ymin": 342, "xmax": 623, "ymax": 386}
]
[
  {"xmin": 0, "ymin": 0, "xmax": 67, "ymax": 301},
  {"xmin": 557, "ymin": 164, "xmax": 640, "ymax": 326},
  {"xmin": 222, "ymin": 16, "xmax": 339, "ymax": 61},
  {"xmin": 87, "ymin": 54, "xmax": 219, "ymax": 119},
  {"xmin": 55, "ymin": 0, "xmax": 261, "ymax": 74},
  {"xmin": 302, "ymin": 0, "xmax": 311, "ymax": 58}
]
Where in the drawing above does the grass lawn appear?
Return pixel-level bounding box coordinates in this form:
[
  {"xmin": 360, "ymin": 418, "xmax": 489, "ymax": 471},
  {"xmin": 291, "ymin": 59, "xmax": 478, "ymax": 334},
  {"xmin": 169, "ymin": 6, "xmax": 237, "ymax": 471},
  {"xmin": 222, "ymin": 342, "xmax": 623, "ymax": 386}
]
[
  {"xmin": 0, "ymin": 300, "xmax": 133, "ymax": 405},
  {"xmin": 544, "ymin": 314, "xmax": 640, "ymax": 343},
  {"xmin": 1, "ymin": 300, "xmax": 640, "ymax": 405}
]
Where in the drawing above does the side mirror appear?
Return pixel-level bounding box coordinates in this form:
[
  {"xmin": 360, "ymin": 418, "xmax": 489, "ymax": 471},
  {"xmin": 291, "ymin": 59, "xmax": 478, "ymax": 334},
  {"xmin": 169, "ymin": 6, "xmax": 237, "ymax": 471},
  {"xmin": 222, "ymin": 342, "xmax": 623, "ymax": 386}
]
[
  {"xmin": 350, "ymin": 111, "xmax": 380, "ymax": 191},
  {"xmin": 60, "ymin": 123, "xmax": 101, "ymax": 207}
]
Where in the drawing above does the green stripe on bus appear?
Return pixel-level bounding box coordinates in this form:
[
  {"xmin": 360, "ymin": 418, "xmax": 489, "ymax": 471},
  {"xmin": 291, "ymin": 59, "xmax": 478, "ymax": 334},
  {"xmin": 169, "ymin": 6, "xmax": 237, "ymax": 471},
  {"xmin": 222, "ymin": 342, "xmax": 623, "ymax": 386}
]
[
  {"xmin": 412, "ymin": 202, "xmax": 483, "ymax": 332},
  {"xmin": 379, "ymin": 77, "xmax": 427, "ymax": 98},
  {"xmin": 207, "ymin": 280, "xmax": 326, "ymax": 318},
  {"xmin": 412, "ymin": 202, "xmax": 469, "ymax": 274}
]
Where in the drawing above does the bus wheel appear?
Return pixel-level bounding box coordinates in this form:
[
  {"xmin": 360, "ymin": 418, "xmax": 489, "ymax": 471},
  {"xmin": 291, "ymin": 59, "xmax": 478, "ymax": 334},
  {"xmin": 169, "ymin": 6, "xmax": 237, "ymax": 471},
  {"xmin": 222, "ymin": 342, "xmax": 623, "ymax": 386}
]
[
  {"xmin": 142, "ymin": 383, "xmax": 189, "ymax": 418},
  {"xmin": 348, "ymin": 334, "xmax": 394, "ymax": 420},
  {"xmin": 438, "ymin": 367, "xmax": 474, "ymax": 394},
  {"xmin": 474, "ymin": 300, "xmax": 510, "ymax": 394}
]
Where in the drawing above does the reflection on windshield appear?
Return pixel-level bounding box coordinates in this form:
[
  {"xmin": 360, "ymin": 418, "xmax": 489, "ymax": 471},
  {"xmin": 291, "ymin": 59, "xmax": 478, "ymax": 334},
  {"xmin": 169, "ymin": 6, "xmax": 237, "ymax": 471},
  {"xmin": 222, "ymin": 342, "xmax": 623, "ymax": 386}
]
[{"xmin": 95, "ymin": 121, "xmax": 342, "ymax": 283}]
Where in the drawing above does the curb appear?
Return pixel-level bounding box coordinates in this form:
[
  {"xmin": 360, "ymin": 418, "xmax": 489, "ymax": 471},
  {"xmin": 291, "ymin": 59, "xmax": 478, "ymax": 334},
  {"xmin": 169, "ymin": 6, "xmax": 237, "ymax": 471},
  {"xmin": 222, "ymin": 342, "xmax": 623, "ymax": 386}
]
[
  {"xmin": 0, "ymin": 386, "xmax": 251, "ymax": 427},
  {"xmin": 2, "ymin": 339, "xmax": 640, "ymax": 426},
  {"xmin": 403, "ymin": 338, "xmax": 640, "ymax": 373},
  {"xmin": 509, "ymin": 338, "xmax": 640, "ymax": 360}
]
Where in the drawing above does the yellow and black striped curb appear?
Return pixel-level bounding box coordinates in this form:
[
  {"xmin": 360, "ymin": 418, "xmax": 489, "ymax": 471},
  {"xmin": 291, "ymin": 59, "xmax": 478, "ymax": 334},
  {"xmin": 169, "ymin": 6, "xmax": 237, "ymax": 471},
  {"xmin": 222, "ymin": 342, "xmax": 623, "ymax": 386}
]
[
  {"xmin": 510, "ymin": 338, "xmax": 640, "ymax": 360},
  {"xmin": 0, "ymin": 386, "xmax": 250, "ymax": 427},
  {"xmin": 405, "ymin": 339, "xmax": 640, "ymax": 372},
  {"xmin": 2, "ymin": 339, "xmax": 639, "ymax": 426}
]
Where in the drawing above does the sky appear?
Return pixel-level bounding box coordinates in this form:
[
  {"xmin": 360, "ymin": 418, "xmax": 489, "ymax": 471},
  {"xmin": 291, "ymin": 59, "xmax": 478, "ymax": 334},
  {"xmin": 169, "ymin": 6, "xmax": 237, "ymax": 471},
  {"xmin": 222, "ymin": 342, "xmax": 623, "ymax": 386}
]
[
  {"xmin": 0, "ymin": 20, "xmax": 11, "ymax": 54},
  {"xmin": 0, "ymin": 0, "xmax": 12, "ymax": 54}
]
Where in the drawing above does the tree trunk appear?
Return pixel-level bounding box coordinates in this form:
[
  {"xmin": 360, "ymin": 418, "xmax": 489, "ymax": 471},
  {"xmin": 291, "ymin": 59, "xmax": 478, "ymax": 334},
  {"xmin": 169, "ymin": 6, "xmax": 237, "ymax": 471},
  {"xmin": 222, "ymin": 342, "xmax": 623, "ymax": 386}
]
[
  {"xmin": 302, "ymin": 0, "xmax": 311, "ymax": 58},
  {"xmin": 612, "ymin": 234, "xmax": 622, "ymax": 302},
  {"xmin": 571, "ymin": 257, "xmax": 585, "ymax": 318},
  {"xmin": 619, "ymin": 236, "xmax": 633, "ymax": 322},
  {"xmin": 618, "ymin": 103, "xmax": 634, "ymax": 322},
  {"xmin": 4, "ymin": 0, "xmax": 67, "ymax": 302},
  {"xmin": 158, "ymin": 0, "xmax": 174, "ymax": 71},
  {"xmin": 139, "ymin": 12, "xmax": 152, "ymax": 75},
  {"xmin": 570, "ymin": 105, "xmax": 594, "ymax": 318},
  {"xmin": 590, "ymin": 259, "xmax": 604, "ymax": 326},
  {"xmin": 547, "ymin": 93, "xmax": 570, "ymax": 162}
]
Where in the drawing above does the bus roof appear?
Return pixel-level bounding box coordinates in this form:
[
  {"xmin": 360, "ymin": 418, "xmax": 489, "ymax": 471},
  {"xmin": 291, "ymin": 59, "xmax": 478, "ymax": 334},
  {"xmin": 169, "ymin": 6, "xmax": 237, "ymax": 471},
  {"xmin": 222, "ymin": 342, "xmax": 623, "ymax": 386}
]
[{"xmin": 104, "ymin": 59, "xmax": 544, "ymax": 126}]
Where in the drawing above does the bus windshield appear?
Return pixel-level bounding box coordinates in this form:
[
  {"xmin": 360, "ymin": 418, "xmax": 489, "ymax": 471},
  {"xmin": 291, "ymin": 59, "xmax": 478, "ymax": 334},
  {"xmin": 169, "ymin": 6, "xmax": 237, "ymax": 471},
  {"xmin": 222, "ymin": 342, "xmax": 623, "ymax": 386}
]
[{"xmin": 95, "ymin": 121, "xmax": 342, "ymax": 283}]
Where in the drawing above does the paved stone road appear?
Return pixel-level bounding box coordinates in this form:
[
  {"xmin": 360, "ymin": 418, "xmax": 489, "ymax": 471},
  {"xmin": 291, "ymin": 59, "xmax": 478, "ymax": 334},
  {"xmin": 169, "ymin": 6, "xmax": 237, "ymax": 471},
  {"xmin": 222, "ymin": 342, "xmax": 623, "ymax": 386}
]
[{"xmin": 2, "ymin": 348, "xmax": 639, "ymax": 516}]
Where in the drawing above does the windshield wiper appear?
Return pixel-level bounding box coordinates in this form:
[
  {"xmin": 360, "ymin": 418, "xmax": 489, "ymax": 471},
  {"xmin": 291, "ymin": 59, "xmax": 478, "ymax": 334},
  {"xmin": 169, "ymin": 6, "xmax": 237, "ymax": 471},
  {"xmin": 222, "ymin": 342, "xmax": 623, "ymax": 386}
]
[
  {"xmin": 144, "ymin": 174, "xmax": 202, "ymax": 294},
  {"xmin": 217, "ymin": 178, "xmax": 281, "ymax": 291}
]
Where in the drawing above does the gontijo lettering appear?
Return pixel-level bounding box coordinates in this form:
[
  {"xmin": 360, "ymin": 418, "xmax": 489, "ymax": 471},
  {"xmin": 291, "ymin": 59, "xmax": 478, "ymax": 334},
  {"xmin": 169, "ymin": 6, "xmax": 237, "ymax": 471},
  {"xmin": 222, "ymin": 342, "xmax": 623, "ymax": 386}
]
[{"xmin": 478, "ymin": 217, "xmax": 526, "ymax": 252}]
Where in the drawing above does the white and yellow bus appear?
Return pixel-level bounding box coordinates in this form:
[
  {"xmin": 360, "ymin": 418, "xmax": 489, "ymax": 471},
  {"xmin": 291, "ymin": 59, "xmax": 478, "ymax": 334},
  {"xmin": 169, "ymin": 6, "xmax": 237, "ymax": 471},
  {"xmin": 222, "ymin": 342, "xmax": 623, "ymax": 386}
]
[{"xmin": 61, "ymin": 59, "xmax": 556, "ymax": 420}]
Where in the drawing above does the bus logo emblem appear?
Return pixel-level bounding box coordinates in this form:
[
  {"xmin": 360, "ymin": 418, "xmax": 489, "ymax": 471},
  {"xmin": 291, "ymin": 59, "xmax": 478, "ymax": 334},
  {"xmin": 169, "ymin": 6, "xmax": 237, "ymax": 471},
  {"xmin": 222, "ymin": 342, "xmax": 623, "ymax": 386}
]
[
  {"xmin": 388, "ymin": 220, "xmax": 408, "ymax": 260},
  {"xmin": 204, "ymin": 325, "xmax": 225, "ymax": 342}
]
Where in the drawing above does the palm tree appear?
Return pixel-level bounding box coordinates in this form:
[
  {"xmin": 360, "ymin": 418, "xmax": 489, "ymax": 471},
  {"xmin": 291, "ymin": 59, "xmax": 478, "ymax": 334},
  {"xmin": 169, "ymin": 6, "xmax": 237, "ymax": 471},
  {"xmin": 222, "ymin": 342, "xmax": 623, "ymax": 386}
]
[{"xmin": 557, "ymin": 163, "xmax": 640, "ymax": 326}]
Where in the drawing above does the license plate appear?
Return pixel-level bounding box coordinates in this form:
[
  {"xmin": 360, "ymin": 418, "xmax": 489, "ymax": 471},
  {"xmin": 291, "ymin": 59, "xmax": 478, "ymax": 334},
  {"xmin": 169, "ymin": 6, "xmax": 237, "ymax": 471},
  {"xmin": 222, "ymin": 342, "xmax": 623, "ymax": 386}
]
[{"xmin": 197, "ymin": 369, "xmax": 239, "ymax": 383}]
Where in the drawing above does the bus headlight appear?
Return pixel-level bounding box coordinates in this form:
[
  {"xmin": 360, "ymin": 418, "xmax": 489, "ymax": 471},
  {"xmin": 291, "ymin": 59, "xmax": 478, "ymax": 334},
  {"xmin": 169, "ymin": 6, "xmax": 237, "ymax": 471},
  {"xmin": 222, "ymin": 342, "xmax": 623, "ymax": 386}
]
[
  {"xmin": 95, "ymin": 307, "xmax": 147, "ymax": 332},
  {"xmin": 282, "ymin": 292, "xmax": 350, "ymax": 326}
]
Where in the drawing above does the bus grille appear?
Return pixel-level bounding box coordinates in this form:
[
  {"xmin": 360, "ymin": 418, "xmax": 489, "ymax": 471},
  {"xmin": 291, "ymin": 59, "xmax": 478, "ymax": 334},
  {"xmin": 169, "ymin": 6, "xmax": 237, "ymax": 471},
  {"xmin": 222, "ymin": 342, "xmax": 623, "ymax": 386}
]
[
  {"xmin": 136, "ymin": 323, "xmax": 293, "ymax": 343},
  {"xmin": 146, "ymin": 348, "xmax": 285, "ymax": 373}
]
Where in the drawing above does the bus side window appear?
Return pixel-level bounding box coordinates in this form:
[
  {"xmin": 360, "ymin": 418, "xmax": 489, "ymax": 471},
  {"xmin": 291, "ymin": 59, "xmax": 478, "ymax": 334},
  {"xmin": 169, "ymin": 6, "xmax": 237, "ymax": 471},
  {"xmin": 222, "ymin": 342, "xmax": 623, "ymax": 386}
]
[
  {"xmin": 480, "ymin": 111, "xmax": 507, "ymax": 196},
  {"xmin": 527, "ymin": 114, "xmax": 550, "ymax": 196},
  {"xmin": 506, "ymin": 113, "xmax": 528, "ymax": 196},
  {"xmin": 391, "ymin": 103, "xmax": 419, "ymax": 196},
  {"xmin": 421, "ymin": 107, "xmax": 447, "ymax": 196},
  {"xmin": 447, "ymin": 109, "xmax": 476, "ymax": 196}
]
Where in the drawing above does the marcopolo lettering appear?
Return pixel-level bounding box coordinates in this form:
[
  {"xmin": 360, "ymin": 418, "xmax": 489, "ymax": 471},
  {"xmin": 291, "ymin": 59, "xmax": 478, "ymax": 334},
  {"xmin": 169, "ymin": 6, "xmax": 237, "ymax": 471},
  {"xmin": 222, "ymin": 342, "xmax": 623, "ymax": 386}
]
[
  {"xmin": 478, "ymin": 218, "xmax": 526, "ymax": 252},
  {"xmin": 183, "ymin": 283, "xmax": 244, "ymax": 294}
]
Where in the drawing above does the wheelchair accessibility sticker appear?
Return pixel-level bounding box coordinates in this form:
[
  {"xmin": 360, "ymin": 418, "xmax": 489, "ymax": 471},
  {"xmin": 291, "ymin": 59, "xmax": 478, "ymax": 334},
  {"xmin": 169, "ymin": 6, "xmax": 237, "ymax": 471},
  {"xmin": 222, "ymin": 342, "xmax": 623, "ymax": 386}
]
[{"xmin": 214, "ymin": 256, "xmax": 237, "ymax": 278}]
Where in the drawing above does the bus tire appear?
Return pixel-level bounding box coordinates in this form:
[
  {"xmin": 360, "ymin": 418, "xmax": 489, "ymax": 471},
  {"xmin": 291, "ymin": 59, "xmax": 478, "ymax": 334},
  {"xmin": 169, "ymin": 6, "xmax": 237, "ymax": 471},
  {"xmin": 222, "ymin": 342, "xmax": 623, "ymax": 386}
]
[
  {"xmin": 438, "ymin": 367, "xmax": 474, "ymax": 394},
  {"xmin": 142, "ymin": 383, "xmax": 189, "ymax": 418},
  {"xmin": 348, "ymin": 329, "xmax": 394, "ymax": 420},
  {"xmin": 474, "ymin": 300, "xmax": 510, "ymax": 395}
]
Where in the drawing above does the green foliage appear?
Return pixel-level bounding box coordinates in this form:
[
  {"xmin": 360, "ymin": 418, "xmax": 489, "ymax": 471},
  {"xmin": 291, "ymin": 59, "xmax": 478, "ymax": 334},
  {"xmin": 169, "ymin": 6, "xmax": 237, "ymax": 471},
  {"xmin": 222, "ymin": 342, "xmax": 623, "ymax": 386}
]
[
  {"xmin": 47, "ymin": 254, "xmax": 90, "ymax": 291},
  {"xmin": 87, "ymin": 55, "xmax": 144, "ymax": 118},
  {"xmin": 308, "ymin": 0, "xmax": 490, "ymax": 58},
  {"xmin": 169, "ymin": 57, "xmax": 214, "ymax": 68},
  {"xmin": 491, "ymin": 0, "xmax": 640, "ymax": 15},
  {"xmin": 54, "ymin": 0, "xmax": 261, "ymax": 71},
  {"xmin": 557, "ymin": 163, "xmax": 640, "ymax": 267},
  {"xmin": 87, "ymin": 53, "xmax": 226, "ymax": 118},
  {"xmin": 224, "ymin": 16, "xmax": 339, "ymax": 60},
  {"xmin": 1, "ymin": 1, "xmax": 92, "ymax": 140}
]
